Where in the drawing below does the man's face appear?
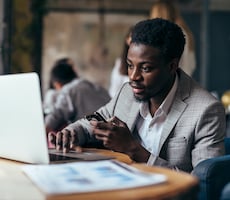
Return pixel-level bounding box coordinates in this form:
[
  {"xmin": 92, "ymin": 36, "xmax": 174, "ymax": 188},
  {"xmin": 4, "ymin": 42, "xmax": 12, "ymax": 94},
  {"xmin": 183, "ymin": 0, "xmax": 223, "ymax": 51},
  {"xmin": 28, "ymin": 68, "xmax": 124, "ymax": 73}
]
[{"xmin": 127, "ymin": 43, "xmax": 176, "ymax": 102}]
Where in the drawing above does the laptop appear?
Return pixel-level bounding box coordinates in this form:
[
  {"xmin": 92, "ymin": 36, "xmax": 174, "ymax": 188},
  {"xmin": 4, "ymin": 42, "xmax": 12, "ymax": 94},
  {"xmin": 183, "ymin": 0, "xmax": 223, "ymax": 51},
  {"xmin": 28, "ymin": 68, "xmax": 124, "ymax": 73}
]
[{"xmin": 0, "ymin": 72, "xmax": 113, "ymax": 164}]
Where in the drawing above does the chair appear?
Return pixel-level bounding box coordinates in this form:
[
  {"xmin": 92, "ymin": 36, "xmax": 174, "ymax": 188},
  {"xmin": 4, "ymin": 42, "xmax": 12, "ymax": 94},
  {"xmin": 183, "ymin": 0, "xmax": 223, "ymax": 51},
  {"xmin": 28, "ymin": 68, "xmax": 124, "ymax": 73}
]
[
  {"xmin": 193, "ymin": 137, "xmax": 230, "ymax": 200},
  {"xmin": 221, "ymin": 182, "xmax": 230, "ymax": 200}
]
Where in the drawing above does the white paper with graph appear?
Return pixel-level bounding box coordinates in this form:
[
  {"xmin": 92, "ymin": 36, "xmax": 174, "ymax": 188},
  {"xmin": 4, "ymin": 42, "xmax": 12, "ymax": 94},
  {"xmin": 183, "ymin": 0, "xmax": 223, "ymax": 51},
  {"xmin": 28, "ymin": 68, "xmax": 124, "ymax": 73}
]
[{"xmin": 22, "ymin": 160, "xmax": 167, "ymax": 195}]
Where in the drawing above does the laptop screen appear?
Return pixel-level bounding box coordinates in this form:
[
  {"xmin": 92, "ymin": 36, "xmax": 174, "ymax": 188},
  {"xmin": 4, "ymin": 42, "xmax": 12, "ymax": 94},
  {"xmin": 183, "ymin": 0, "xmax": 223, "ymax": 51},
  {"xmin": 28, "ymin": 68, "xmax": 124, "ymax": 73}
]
[{"xmin": 0, "ymin": 73, "xmax": 50, "ymax": 164}]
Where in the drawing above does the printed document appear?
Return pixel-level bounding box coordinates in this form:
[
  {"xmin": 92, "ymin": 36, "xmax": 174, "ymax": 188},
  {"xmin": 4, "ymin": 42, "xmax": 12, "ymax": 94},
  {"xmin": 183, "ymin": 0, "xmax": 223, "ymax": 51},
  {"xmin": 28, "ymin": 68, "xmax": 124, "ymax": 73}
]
[{"xmin": 22, "ymin": 160, "xmax": 167, "ymax": 195}]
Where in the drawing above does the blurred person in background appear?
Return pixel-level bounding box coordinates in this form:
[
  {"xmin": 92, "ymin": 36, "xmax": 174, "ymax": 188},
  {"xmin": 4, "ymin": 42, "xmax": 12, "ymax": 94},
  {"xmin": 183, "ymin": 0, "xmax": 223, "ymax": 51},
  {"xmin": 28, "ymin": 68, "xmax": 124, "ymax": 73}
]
[
  {"xmin": 150, "ymin": 0, "xmax": 196, "ymax": 76},
  {"xmin": 45, "ymin": 59, "xmax": 111, "ymax": 133},
  {"xmin": 108, "ymin": 27, "xmax": 133, "ymax": 98},
  {"xmin": 43, "ymin": 58, "xmax": 76, "ymax": 115}
]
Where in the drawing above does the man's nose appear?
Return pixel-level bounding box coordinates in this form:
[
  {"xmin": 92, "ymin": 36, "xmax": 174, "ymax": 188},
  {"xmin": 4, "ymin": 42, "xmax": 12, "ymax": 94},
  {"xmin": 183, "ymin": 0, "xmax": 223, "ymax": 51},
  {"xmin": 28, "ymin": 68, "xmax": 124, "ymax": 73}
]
[{"xmin": 129, "ymin": 68, "xmax": 142, "ymax": 81}]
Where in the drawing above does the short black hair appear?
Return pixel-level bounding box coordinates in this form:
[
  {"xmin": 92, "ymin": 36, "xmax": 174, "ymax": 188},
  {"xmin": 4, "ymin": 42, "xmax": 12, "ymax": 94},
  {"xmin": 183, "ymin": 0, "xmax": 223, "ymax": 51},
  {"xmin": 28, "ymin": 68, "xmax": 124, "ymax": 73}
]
[
  {"xmin": 50, "ymin": 62, "xmax": 77, "ymax": 85},
  {"xmin": 131, "ymin": 18, "xmax": 185, "ymax": 62}
]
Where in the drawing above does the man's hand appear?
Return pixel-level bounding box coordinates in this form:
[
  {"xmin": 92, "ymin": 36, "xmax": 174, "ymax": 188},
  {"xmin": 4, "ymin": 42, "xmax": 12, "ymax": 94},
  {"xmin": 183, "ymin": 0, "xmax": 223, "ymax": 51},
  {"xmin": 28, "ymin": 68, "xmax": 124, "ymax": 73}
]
[
  {"xmin": 90, "ymin": 116, "xmax": 150, "ymax": 162},
  {"xmin": 48, "ymin": 129, "xmax": 82, "ymax": 153},
  {"xmin": 90, "ymin": 116, "xmax": 137, "ymax": 153}
]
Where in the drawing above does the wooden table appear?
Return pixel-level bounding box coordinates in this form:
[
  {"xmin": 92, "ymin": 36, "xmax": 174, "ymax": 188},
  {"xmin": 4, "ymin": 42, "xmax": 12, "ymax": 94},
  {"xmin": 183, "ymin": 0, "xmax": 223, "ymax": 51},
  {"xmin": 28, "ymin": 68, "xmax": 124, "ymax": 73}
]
[{"xmin": 0, "ymin": 149, "xmax": 199, "ymax": 200}]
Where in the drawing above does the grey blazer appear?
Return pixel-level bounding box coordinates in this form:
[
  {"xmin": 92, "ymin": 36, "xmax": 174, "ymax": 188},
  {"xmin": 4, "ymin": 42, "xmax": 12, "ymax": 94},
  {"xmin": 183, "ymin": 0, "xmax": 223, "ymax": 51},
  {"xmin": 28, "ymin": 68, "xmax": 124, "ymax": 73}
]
[{"xmin": 68, "ymin": 69, "xmax": 226, "ymax": 172}]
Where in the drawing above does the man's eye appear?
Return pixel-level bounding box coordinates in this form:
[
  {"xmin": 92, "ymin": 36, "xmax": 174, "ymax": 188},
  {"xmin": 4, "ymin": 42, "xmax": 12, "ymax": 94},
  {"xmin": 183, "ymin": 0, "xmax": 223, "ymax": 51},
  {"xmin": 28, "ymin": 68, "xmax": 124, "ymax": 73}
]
[
  {"xmin": 141, "ymin": 66, "xmax": 152, "ymax": 72},
  {"xmin": 127, "ymin": 63, "xmax": 133, "ymax": 69}
]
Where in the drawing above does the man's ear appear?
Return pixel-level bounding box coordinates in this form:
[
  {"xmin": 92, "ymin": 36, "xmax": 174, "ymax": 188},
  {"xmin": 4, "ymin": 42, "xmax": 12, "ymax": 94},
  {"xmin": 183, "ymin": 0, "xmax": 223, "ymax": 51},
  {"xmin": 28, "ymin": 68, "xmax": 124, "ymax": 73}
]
[{"xmin": 169, "ymin": 58, "xmax": 179, "ymax": 73}]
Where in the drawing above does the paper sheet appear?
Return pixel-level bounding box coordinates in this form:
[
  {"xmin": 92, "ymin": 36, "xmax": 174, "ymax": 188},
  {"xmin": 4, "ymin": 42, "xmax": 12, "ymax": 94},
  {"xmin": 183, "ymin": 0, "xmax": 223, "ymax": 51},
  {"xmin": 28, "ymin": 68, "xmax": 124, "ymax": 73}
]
[{"xmin": 22, "ymin": 160, "xmax": 167, "ymax": 195}]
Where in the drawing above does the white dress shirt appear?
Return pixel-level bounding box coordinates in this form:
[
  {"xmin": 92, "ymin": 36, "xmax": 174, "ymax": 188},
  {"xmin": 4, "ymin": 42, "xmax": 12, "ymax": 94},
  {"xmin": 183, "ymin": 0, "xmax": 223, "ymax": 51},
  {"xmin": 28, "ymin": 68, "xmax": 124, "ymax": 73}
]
[{"xmin": 136, "ymin": 75, "xmax": 178, "ymax": 165}]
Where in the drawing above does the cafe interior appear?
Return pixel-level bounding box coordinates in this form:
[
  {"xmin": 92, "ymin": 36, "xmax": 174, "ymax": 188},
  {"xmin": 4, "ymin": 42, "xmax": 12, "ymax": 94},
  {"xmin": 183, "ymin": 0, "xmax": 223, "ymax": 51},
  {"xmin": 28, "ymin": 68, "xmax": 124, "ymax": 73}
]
[{"xmin": 0, "ymin": 0, "xmax": 230, "ymax": 199}]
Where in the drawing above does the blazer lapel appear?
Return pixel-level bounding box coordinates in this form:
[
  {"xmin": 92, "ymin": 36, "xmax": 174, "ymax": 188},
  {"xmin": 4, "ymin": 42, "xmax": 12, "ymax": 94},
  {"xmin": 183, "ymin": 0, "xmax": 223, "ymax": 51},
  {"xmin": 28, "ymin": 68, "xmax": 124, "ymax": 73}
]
[
  {"xmin": 158, "ymin": 96, "xmax": 187, "ymax": 154},
  {"xmin": 158, "ymin": 69, "xmax": 190, "ymax": 154},
  {"xmin": 126, "ymin": 101, "xmax": 140, "ymax": 131}
]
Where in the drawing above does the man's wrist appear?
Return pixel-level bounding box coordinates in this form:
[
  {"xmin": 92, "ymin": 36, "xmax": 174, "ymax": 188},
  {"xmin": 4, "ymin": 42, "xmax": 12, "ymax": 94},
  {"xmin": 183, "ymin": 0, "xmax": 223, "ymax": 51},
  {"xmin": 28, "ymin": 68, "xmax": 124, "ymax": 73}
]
[{"xmin": 127, "ymin": 142, "xmax": 150, "ymax": 163}]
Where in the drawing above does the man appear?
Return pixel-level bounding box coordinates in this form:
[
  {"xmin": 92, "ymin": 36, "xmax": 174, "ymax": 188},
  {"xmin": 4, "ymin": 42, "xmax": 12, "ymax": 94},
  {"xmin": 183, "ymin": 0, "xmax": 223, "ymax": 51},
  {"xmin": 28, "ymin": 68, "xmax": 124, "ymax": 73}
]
[
  {"xmin": 45, "ymin": 60, "xmax": 111, "ymax": 132},
  {"xmin": 49, "ymin": 18, "xmax": 226, "ymax": 173},
  {"xmin": 43, "ymin": 58, "xmax": 76, "ymax": 115}
]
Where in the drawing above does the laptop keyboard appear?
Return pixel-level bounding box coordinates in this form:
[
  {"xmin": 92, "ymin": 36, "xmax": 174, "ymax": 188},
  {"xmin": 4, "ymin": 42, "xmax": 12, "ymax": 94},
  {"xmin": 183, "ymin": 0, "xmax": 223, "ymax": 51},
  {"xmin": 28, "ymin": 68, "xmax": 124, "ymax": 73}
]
[{"xmin": 49, "ymin": 153, "xmax": 81, "ymax": 162}]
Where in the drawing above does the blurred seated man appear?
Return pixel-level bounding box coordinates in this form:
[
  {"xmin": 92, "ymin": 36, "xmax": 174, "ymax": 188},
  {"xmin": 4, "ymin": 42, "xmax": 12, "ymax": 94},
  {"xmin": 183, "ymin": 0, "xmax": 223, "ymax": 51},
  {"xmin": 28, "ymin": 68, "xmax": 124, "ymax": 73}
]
[
  {"xmin": 48, "ymin": 18, "xmax": 225, "ymax": 173},
  {"xmin": 45, "ymin": 61, "xmax": 111, "ymax": 132},
  {"xmin": 43, "ymin": 57, "xmax": 75, "ymax": 115}
]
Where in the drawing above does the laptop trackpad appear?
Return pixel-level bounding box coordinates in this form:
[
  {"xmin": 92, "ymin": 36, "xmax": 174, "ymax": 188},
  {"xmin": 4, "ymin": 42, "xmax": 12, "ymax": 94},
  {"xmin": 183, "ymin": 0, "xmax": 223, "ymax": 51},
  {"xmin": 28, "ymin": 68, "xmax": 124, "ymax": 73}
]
[{"xmin": 48, "ymin": 149, "xmax": 114, "ymax": 162}]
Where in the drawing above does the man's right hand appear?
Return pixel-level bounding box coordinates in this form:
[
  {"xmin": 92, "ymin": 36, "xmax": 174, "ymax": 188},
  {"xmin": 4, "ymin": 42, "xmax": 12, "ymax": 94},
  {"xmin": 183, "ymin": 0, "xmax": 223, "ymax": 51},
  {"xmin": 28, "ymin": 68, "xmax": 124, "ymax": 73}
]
[{"xmin": 48, "ymin": 129, "xmax": 83, "ymax": 153}]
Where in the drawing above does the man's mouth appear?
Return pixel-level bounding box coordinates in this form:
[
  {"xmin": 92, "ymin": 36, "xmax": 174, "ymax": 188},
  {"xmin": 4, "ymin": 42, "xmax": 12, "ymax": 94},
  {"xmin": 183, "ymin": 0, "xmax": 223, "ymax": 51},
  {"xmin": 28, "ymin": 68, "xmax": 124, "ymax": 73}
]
[
  {"xmin": 129, "ymin": 83, "xmax": 145, "ymax": 94},
  {"xmin": 132, "ymin": 87, "xmax": 145, "ymax": 94}
]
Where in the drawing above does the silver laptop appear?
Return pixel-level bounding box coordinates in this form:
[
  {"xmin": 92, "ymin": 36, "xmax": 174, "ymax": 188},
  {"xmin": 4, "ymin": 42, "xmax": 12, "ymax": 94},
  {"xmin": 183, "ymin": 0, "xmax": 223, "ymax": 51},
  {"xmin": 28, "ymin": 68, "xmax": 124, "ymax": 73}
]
[{"xmin": 0, "ymin": 72, "xmax": 113, "ymax": 164}]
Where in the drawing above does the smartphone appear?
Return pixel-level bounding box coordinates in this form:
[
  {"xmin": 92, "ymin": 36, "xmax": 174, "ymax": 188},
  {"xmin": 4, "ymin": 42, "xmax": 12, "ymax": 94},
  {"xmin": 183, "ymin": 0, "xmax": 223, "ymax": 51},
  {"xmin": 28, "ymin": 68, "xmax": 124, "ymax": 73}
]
[{"xmin": 85, "ymin": 111, "xmax": 107, "ymax": 122}]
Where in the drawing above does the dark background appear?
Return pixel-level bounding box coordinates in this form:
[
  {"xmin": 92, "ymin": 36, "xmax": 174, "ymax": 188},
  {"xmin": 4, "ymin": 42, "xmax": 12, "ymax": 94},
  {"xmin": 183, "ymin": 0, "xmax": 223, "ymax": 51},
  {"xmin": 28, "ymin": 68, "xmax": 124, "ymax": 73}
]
[{"xmin": 184, "ymin": 11, "xmax": 230, "ymax": 97}]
